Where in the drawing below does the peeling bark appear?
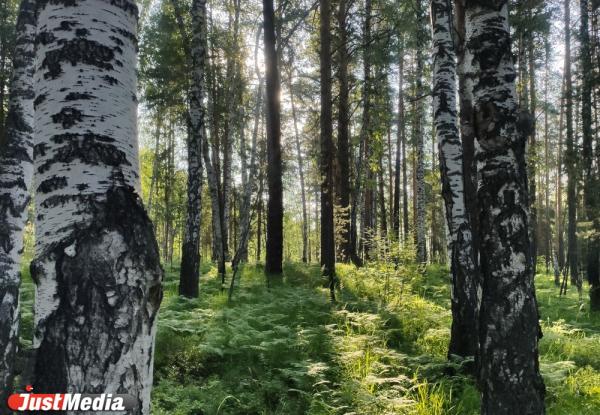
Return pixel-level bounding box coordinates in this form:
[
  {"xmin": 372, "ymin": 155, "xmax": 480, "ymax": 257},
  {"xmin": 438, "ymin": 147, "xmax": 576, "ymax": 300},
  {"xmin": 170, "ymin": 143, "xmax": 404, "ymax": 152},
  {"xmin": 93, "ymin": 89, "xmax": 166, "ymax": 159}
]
[
  {"xmin": 0, "ymin": 0, "xmax": 35, "ymax": 407},
  {"xmin": 32, "ymin": 2, "xmax": 163, "ymax": 413},
  {"xmin": 464, "ymin": 1, "xmax": 545, "ymax": 412}
]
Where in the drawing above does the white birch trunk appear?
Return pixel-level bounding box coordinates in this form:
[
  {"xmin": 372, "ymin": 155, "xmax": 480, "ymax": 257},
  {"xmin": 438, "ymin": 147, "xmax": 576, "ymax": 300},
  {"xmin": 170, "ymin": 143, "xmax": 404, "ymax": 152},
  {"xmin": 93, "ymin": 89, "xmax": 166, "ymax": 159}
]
[
  {"xmin": 32, "ymin": 2, "xmax": 162, "ymax": 413},
  {"xmin": 0, "ymin": 0, "xmax": 35, "ymax": 404},
  {"xmin": 430, "ymin": 0, "xmax": 479, "ymax": 358},
  {"xmin": 464, "ymin": 1, "xmax": 545, "ymax": 412}
]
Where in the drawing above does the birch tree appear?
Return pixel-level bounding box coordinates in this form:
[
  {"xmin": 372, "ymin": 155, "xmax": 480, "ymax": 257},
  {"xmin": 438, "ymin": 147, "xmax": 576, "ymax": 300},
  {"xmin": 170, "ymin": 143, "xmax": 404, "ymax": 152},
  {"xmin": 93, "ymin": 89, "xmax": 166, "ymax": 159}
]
[
  {"xmin": 179, "ymin": 0, "xmax": 207, "ymax": 298},
  {"xmin": 430, "ymin": 0, "xmax": 479, "ymax": 359},
  {"xmin": 32, "ymin": 1, "xmax": 163, "ymax": 412},
  {"xmin": 0, "ymin": 0, "xmax": 34, "ymax": 404},
  {"xmin": 464, "ymin": 0, "xmax": 545, "ymax": 412}
]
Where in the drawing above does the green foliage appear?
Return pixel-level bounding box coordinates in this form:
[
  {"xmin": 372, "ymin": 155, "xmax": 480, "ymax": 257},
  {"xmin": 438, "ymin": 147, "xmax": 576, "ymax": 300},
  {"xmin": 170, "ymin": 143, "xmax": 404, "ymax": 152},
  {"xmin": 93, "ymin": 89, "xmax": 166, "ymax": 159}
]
[{"xmin": 15, "ymin": 257, "xmax": 600, "ymax": 413}]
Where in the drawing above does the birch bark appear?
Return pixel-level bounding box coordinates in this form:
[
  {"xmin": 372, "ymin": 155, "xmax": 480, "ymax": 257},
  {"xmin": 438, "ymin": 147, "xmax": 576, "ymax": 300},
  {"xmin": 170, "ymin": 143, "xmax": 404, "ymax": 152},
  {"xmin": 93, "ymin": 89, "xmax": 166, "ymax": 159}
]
[
  {"xmin": 430, "ymin": 0, "xmax": 479, "ymax": 359},
  {"xmin": 464, "ymin": 0, "xmax": 545, "ymax": 412},
  {"xmin": 0, "ymin": 0, "xmax": 35, "ymax": 405},
  {"xmin": 32, "ymin": 1, "xmax": 163, "ymax": 412}
]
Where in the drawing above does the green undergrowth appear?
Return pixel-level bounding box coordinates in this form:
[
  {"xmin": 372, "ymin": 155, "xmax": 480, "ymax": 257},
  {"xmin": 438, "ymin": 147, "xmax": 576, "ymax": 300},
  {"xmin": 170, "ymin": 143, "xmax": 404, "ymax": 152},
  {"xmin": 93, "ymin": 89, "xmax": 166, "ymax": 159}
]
[{"xmin": 16, "ymin": 259, "xmax": 600, "ymax": 413}]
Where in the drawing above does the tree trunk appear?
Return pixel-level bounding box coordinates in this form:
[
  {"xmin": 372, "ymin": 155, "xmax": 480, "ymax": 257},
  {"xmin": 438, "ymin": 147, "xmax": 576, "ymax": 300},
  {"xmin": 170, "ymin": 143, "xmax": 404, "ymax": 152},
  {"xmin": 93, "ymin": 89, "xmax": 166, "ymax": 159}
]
[
  {"xmin": 564, "ymin": 0, "xmax": 580, "ymax": 293},
  {"xmin": 179, "ymin": 0, "xmax": 208, "ymax": 298},
  {"xmin": 414, "ymin": 0, "xmax": 427, "ymax": 264},
  {"xmin": 288, "ymin": 72, "xmax": 308, "ymax": 263},
  {"xmin": 557, "ymin": 76, "xmax": 565, "ymax": 275},
  {"xmin": 336, "ymin": 0, "xmax": 353, "ymax": 262},
  {"xmin": 263, "ymin": 0, "xmax": 283, "ymax": 275},
  {"xmin": 320, "ymin": 0, "xmax": 336, "ymax": 299},
  {"xmin": 0, "ymin": 0, "xmax": 35, "ymax": 406},
  {"xmin": 580, "ymin": 0, "xmax": 600, "ymax": 310},
  {"xmin": 238, "ymin": 26, "xmax": 264, "ymax": 264},
  {"xmin": 359, "ymin": 0, "xmax": 373, "ymax": 261},
  {"xmin": 31, "ymin": 2, "xmax": 163, "ymax": 412},
  {"xmin": 454, "ymin": 0, "xmax": 479, "ymax": 271},
  {"xmin": 393, "ymin": 45, "xmax": 404, "ymax": 239},
  {"xmin": 465, "ymin": 1, "xmax": 545, "ymax": 412},
  {"xmin": 147, "ymin": 112, "xmax": 163, "ymax": 214},
  {"xmin": 528, "ymin": 21, "xmax": 537, "ymax": 276},
  {"xmin": 430, "ymin": 0, "xmax": 479, "ymax": 360},
  {"xmin": 222, "ymin": 0, "xmax": 241, "ymax": 263}
]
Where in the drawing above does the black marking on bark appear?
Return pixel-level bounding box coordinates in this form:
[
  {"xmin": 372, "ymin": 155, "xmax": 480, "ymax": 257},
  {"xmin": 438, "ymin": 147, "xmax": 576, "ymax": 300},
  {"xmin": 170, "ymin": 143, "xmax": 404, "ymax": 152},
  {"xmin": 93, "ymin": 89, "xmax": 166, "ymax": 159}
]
[
  {"xmin": 38, "ymin": 133, "xmax": 129, "ymax": 173},
  {"xmin": 64, "ymin": 92, "xmax": 95, "ymax": 101},
  {"xmin": 41, "ymin": 38, "xmax": 115, "ymax": 80},
  {"xmin": 75, "ymin": 28, "xmax": 89, "ymax": 37},
  {"xmin": 57, "ymin": 20, "xmax": 79, "ymax": 31},
  {"xmin": 51, "ymin": 107, "xmax": 85, "ymax": 128},
  {"xmin": 111, "ymin": 27, "xmax": 138, "ymax": 47},
  {"xmin": 110, "ymin": 36, "xmax": 124, "ymax": 46},
  {"xmin": 37, "ymin": 176, "xmax": 68, "ymax": 194},
  {"xmin": 36, "ymin": 30, "xmax": 56, "ymax": 46},
  {"xmin": 34, "ymin": 94, "xmax": 47, "ymax": 109},
  {"xmin": 103, "ymin": 75, "xmax": 119, "ymax": 86},
  {"xmin": 34, "ymin": 143, "xmax": 49, "ymax": 158}
]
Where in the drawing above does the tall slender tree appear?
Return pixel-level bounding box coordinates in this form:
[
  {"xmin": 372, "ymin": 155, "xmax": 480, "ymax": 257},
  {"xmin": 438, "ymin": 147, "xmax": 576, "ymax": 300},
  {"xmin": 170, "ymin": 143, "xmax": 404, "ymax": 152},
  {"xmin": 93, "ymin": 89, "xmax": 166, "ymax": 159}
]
[
  {"xmin": 263, "ymin": 0, "xmax": 283, "ymax": 275},
  {"xmin": 178, "ymin": 0, "xmax": 207, "ymax": 298},
  {"xmin": 430, "ymin": 0, "xmax": 479, "ymax": 359},
  {"xmin": 580, "ymin": 0, "xmax": 600, "ymax": 309},
  {"xmin": 31, "ymin": 1, "xmax": 163, "ymax": 411},
  {"xmin": 564, "ymin": 0, "xmax": 580, "ymax": 292},
  {"xmin": 414, "ymin": 0, "xmax": 427, "ymax": 263},
  {"xmin": 0, "ymin": 0, "xmax": 34, "ymax": 406},
  {"xmin": 320, "ymin": 0, "xmax": 336, "ymax": 299},
  {"xmin": 336, "ymin": 0, "xmax": 354, "ymax": 262},
  {"xmin": 393, "ymin": 38, "xmax": 404, "ymax": 240},
  {"xmin": 465, "ymin": 0, "xmax": 545, "ymax": 412}
]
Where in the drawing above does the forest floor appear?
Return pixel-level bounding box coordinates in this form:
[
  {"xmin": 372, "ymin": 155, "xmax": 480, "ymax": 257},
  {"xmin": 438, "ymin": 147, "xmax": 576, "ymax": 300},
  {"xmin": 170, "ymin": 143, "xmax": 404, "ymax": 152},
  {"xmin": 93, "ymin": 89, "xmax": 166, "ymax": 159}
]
[{"xmin": 18, "ymin": 260, "xmax": 600, "ymax": 414}]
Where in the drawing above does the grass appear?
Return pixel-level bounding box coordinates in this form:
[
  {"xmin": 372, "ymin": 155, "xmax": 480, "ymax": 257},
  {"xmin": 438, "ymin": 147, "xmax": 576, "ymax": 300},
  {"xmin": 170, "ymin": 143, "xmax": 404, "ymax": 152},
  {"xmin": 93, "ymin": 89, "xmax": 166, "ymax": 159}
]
[{"xmin": 17, "ymin": 260, "xmax": 600, "ymax": 414}]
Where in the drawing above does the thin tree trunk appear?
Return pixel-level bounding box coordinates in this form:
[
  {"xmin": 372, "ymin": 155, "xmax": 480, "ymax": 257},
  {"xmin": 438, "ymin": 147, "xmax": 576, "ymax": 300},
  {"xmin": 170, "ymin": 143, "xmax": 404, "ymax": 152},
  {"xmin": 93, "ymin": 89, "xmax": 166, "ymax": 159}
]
[
  {"xmin": 336, "ymin": 0, "xmax": 354, "ymax": 262},
  {"xmin": 564, "ymin": 0, "xmax": 580, "ymax": 293},
  {"xmin": 147, "ymin": 112, "xmax": 163, "ymax": 213},
  {"xmin": 544, "ymin": 43, "xmax": 553, "ymax": 276},
  {"xmin": 528, "ymin": 20, "xmax": 538, "ymax": 276},
  {"xmin": 415, "ymin": 0, "xmax": 427, "ymax": 263},
  {"xmin": 263, "ymin": 0, "xmax": 284, "ymax": 275},
  {"xmin": 557, "ymin": 77, "xmax": 565, "ymax": 275},
  {"xmin": 320, "ymin": 0, "xmax": 336, "ymax": 299},
  {"xmin": 465, "ymin": 1, "xmax": 545, "ymax": 412},
  {"xmin": 580, "ymin": 0, "xmax": 600, "ymax": 309},
  {"xmin": 239, "ymin": 25, "xmax": 263, "ymax": 264},
  {"xmin": 393, "ymin": 43, "xmax": 404, "ymax": 238},
  {"xmin": 0, "ymin": 0, "xmax": 35, "ymax": 406},
  {"xmin": 222, "ymin": 0, "xmax": 242, "ymax": 263},
  {"xmin": 31, "ymin": 2, "xmax": 163, "ymax": 411},
  {"xmin": 431, "ymin": 0, "xmax": 479, "ymax": 359},
  {"xmin": 288, "ymin": 71, "xmax": 308, "ymax": 263},
  {"xmin": 179, "ymin": 0, "xmax": 207, "ymax": 298},
  {"xmin": 359, "ymin": 0, "xmax": 373, "ymax": 260}
]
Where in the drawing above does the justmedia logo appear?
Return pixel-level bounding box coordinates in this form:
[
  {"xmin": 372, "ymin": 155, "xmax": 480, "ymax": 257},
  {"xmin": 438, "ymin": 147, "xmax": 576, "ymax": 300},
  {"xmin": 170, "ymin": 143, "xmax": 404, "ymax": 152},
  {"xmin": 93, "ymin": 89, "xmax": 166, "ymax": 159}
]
[{"xmin": 7, "ymin": 385, "xmax": 137, "ymax": 411}]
